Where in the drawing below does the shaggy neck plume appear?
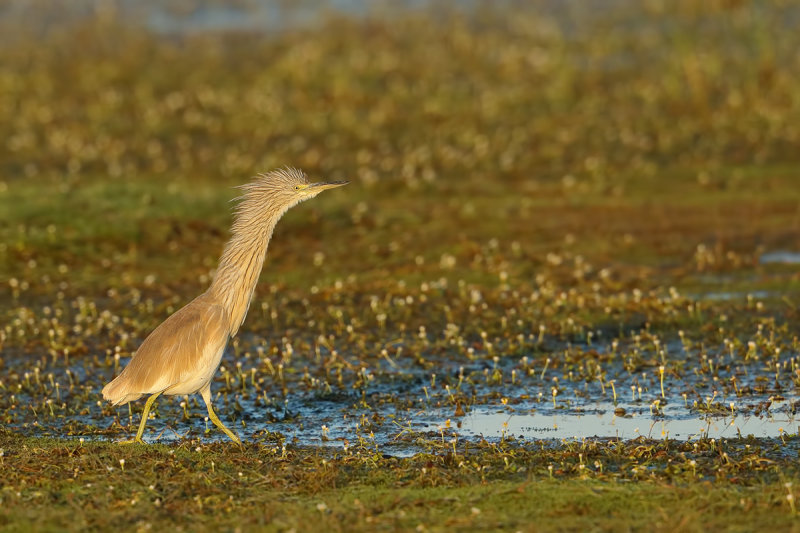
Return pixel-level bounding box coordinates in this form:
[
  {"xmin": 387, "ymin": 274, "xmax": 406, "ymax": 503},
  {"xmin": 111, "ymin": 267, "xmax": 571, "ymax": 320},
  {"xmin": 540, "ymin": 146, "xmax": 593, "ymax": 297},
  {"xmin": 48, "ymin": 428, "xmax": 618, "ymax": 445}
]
[{"xmin": 208, "ymin": 192, "xmax": 290, "ymax": 336}]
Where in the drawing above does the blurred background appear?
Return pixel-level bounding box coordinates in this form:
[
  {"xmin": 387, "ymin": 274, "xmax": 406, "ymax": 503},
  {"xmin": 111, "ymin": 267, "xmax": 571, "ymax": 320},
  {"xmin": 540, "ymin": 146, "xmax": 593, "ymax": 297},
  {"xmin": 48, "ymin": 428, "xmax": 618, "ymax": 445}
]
[{"xmin": 2, "ymin": 0, "xmax": 799, "ymax": 297}]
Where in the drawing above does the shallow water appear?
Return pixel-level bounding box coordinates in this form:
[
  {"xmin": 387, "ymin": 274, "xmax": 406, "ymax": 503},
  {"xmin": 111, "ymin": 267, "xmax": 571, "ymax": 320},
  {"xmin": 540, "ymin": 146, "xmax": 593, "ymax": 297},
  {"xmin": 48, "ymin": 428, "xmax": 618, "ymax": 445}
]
[
  {"xmin": 695, "ymin": 290, "xmax": 773, "ymax": 302},
  {"xmin": 450, "ymin": 406, "xmax": 800, "ymax": 441},
  {"xmin": 760, "ymin": 251, "xmax": 800, "ymax": 265},
  {"xmin": 7, "ymin": 333, "xmax": 799, "ymax": 455}
]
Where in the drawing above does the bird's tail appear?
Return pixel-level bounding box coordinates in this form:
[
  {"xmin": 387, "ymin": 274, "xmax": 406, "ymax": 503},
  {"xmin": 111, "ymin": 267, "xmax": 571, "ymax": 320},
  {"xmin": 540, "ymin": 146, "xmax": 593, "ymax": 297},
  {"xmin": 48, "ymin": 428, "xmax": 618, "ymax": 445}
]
[{"xmin": 102, "ymin": 373, "xmax": 140, "ymax": 406}]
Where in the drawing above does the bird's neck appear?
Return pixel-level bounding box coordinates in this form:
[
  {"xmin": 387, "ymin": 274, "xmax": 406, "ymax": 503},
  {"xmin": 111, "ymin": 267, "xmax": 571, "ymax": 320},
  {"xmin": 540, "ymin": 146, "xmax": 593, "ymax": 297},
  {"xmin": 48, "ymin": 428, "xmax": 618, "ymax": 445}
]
[{"xmin": 208, "ymin": 212, "xmax": 282, "ymax": 336}]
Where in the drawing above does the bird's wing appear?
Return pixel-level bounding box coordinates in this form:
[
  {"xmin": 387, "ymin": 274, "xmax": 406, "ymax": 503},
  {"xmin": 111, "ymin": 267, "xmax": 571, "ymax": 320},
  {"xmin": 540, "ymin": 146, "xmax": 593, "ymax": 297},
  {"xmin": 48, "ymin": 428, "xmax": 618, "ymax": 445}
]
[{"xmin": 102, "ymin": 294, "xmax": 229, "ymax": 404}]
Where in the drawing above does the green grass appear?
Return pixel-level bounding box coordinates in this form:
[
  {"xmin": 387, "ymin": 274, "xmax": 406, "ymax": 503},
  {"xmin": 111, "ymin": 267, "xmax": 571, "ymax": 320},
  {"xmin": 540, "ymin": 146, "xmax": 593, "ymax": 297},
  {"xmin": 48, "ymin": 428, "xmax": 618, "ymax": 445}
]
[
  {"xmin": 3, "ymin": 430, "xmax": 800, "ymax": 532},
  {"xmin": 5, "ymin": 170, "xmax": 800, "ymax": 288}
]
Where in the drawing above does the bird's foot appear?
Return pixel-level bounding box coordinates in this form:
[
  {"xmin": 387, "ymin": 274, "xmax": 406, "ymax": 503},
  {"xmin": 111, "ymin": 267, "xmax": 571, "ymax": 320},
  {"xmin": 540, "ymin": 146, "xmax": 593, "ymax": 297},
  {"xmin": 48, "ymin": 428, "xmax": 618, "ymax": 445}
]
[
  {"xmin": 226, "ymin": 432, "xmax": 243, "ymax": 447},
  {"xmin": 118, "ymin": 437, "xmax": 146, "ymax": 445}
]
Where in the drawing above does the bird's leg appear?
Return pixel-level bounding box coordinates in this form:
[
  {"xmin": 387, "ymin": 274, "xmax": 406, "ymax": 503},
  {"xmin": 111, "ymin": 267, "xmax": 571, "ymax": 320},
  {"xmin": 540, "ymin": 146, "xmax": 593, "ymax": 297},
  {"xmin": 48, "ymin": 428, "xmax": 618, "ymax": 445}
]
[
  {"xmin": 120, "ymin": 391, "xmax": 162, "ymax": 444},
  {"xmin": 200, "ymin": 383, "xmax": 242, "ymax": 445}
]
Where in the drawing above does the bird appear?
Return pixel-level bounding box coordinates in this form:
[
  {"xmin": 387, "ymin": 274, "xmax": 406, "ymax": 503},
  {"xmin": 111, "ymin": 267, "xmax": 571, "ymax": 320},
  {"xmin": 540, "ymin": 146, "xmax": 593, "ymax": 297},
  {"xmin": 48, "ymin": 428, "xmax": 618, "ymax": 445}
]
[{"xmin": 102, "ymin": 168, "xmax": 348, "ymax": 444}]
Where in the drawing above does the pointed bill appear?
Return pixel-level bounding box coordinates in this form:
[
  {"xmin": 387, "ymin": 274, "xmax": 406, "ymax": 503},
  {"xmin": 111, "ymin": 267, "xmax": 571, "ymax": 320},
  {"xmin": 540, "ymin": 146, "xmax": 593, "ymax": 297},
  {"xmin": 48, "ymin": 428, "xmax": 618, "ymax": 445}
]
[{"xmin": 309, "ymin": 181, "xmax": 349, "ymax": 191}]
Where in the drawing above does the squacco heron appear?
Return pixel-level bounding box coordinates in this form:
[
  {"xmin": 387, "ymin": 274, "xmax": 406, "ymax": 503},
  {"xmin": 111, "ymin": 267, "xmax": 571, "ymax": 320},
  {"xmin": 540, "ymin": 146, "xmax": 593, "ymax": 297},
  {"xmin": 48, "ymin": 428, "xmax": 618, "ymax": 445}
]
[{"xmin": 102, "ymin": 168, "xmax": 347, "ymax": 444}]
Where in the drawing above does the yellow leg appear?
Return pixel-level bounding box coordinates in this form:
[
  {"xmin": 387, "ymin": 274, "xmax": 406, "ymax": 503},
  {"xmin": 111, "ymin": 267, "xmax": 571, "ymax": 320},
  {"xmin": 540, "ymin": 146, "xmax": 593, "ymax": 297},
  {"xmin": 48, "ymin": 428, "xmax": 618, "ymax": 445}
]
[
  {"xmin": 201, "ymin": 384, "xmax": 242, "ymax": 445},
  {"xmin": 120, "ymin": 391, "xmax": 161, "ymax": 444}
]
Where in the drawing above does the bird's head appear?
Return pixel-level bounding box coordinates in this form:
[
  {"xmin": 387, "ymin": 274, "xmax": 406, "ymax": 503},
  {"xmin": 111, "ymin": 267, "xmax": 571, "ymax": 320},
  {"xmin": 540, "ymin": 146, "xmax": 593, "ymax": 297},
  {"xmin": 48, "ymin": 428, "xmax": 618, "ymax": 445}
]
[
  {"xmin": 287, "ymin": 171, "xmax": 349, "ymax": 201},
  {"xmin": 237, "ymin": 168, "xmax": 348, "ymax": 216}
]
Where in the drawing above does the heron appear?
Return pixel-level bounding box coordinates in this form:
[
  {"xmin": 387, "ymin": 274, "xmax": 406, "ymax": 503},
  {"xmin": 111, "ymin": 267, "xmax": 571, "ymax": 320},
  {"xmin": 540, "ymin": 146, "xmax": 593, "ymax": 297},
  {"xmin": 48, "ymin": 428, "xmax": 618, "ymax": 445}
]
[{"xmin": 102, "ymin": 168, "xmax": 348, "ymax": 444}]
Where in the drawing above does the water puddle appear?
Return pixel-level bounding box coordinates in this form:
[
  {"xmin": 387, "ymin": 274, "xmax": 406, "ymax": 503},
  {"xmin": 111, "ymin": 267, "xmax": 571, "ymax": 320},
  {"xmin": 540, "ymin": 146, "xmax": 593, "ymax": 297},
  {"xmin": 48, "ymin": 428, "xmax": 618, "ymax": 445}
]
[
  {"xmin": 444, "ymin": 406, "xmax": 800, "ymax": 441},
  {"xmin": 696, "ymin": 290, "xmax": 772, "ymax": 302},
  {"xmin": 760, "ymin": 251, "xmax": 800, "ymax": 265},
  {"xmin": 5, "ymin": 329, "xmax": 800, "ymax": 454}
]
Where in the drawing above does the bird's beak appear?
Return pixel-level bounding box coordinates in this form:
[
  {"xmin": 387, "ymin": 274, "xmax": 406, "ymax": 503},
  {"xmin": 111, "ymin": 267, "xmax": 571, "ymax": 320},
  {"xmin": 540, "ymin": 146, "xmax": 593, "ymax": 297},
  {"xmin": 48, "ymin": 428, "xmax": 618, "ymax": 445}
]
[{"xmin": 309, "ymin": 180, "xmax": 349, "ymax": 192}]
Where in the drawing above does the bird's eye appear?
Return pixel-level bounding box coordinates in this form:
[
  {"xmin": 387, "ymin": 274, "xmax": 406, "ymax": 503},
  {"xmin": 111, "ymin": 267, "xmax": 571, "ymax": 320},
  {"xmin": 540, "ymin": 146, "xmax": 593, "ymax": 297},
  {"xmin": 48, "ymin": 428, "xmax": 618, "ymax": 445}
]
[{"xmin": 294, "ymin": 185, "xmax": 300, "ymax": 190}]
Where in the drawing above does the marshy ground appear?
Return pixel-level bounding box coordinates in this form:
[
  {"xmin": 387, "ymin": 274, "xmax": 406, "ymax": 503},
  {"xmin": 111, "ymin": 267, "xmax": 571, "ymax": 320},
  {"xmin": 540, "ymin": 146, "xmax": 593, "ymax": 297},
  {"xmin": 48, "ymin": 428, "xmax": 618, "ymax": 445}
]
[{"xmin": 2, "ymin": 1, "xmax": 800, "ymax": 530}]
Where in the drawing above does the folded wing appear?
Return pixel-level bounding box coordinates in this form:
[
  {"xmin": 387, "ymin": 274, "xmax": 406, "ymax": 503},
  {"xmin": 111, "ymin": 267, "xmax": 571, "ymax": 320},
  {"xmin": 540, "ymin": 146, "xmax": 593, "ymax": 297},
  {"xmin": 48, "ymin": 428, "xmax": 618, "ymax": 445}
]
[{"xmin": 102, "ymin": 293, "xmax": 229, "ymax": 405}]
